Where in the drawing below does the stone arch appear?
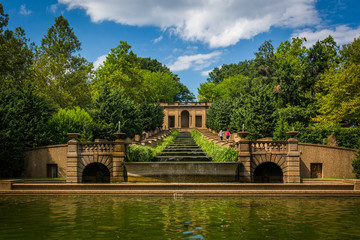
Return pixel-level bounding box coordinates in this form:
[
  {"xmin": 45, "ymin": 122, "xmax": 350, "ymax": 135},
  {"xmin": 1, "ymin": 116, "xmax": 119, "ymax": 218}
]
[
  {"xmin": 181, "ymin": 110, "xmax": 190, "ymax": 128},
  {"xmin": 253, "ymin": 162, "xmax": 283, "ymax": 183},
  {"xmin": 82, "ymin": 162, "xmax": 110, "ymax": 183},
  {"xmin": 250, "ymin": 153, "xmax": 287, "ymax": 182},
  {"xmin": 78, "ymin": 154, "xmax": 113, "ymax": 182}
]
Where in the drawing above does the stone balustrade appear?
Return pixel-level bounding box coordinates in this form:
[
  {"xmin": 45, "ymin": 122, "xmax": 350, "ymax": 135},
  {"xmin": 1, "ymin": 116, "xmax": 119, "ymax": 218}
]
[{"xmin": 251, "ymin": 141, "xmax": 288, "ymax": 153}]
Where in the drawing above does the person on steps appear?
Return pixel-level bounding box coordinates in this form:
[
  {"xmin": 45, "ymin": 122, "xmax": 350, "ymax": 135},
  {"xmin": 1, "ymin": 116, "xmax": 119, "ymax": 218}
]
[
  {"xmin": 219, "ymin": 130, "xmax": 224, "ymax": 141},
  {"xmin": 226, "ymin": 129, "xmax": 230, "ymax": 143}
]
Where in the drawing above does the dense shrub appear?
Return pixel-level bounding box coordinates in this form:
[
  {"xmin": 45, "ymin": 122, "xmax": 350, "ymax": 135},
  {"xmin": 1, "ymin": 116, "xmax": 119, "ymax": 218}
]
[
  {"xmin": 126, "ymin": 130, "xmax": 178, "ymax": 162},
  {"xmin": 91, "ymin": 88, "xmax": 142, "ymax": 139},
  {"xmin": 49, "ymin": 107, "xmax": 94, "ymax": 144},
  {"xmin": 0, "ymin": 87, "xmax": 54, "ymax": 177},
  {"xmin": 191, "ymin": 130, "xmax": 238, "ymax": 162}
]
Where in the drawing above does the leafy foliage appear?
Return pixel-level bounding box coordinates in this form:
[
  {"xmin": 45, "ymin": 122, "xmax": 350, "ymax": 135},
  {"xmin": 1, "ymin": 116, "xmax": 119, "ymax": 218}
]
[
  {"xmin": 0, "ymin": 87, "xmax": 54, "ymax": 177},
  {"xmin": 126, "ymin": 130, "xmax": 178, "ymax": 162},
  {"xmin": 191, "ymin": 130, "xmax": 238, "ymax": 162},
  {"xmin": 49, "ymin": 107, "xmax": 94, "ymax": 144},
  {"xmin": 0, "ymin": 3, "xmax": 34, "ymax": 91},
  {"xmin": 33, "ymin": 16, "xmax": 92, "ymax": 108},
  {"xmin": 91, "ymin": 88, "xmax": 142, "ymax": 139}
]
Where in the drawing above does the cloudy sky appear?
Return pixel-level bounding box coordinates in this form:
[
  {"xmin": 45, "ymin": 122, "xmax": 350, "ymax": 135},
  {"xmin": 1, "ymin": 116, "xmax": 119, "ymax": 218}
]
[{"xmin": 3, "ymin": 0, "xmax": 360, "ymax": 97}]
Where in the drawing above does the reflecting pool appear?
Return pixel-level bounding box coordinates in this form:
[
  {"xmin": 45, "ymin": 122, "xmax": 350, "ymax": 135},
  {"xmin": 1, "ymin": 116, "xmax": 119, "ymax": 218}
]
[{"xmin": 1, "ymin": 196, "xmax": 360, "ymax": 239}]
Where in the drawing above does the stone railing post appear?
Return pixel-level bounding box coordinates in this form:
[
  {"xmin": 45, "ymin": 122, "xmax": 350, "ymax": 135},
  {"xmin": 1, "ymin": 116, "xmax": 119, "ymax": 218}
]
[
  {"xmin": 286, "ymin": 131, "xmax": 301, "ymax": 183},
  {"xmin": 237, "ymin": 132, "xmax": 251, "ymax": 182},
  {"xmin": 112, "ymin": 133, "xmax": 126, "ymax": 182},
  {"xmin": 66, "ymin": 133, "xmax": 80, "ymax": 183}
]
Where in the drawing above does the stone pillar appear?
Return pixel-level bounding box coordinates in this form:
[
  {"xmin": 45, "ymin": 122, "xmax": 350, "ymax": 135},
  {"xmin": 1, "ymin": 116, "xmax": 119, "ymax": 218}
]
[
  {"xmin": 66, "ymin": 133, "xmax": 80, "ymax": 183},
  {"xmin": 286, "ymin": 136, "xmax": 301, "ymax": 183},
  {"xmin": 112, "ymin": 133, "xmax": 126, "ymax": 183},
  {"xmin": 238, "ymin": 139, "xmax": 252, "ymax": 182}
]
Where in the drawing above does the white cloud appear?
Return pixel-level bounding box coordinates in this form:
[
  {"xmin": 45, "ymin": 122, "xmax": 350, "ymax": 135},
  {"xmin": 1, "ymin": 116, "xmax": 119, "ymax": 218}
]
[
  {"xmin": 168, "ymin": 51, "xmax": 222, "ymax": 72},
  {"xmin": 153, "ymin": 36, "xmax": 163, "ymax": 44},
  {"xmin": 201, "ymin": 70, "xmax": 212, "ymax": 77},
  {"xmin": 47, "ymin": 4, "xmax": 59, "ymax": 14},
  {"xmin": 58, "ymin": 0, "xmax": 319, "ymax": 48},
  {"xmin": 19, "ymin": 4, "xmax": 32, "ymax": 15},
  {"xmin": 93, "ymin": 54, "xmax": 107, "ymax": 69},
  {"xmin": 292, "ymin": 25, "xmax": 360, "ymax": 47}
]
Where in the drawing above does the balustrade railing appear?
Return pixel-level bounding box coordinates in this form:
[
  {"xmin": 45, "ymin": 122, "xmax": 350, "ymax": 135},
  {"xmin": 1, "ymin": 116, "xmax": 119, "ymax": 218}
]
[
  {"xmin": 250, "ymin": 141, "xmax": 288, "ymax": 153},
  {"xmin": 79, "ymin": 142, "xmax": 114, "ymax": 153}
]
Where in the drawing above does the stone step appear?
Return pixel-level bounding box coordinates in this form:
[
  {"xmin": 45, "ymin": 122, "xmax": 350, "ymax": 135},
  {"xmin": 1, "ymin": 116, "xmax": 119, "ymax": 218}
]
[
  {"xmin": 158, "ymin": 152, "xmax": 207, "ymax": 156},
  {"xmin": 153, "ymin": 156, "xmax": 212, "ymax": 162},
  {"xmin": 165, "ymin": 145, "xmax": 200, "ymax": 149},
  {"xmin": 162, "ymin": 148, "xmax": 203, "ymax": 152}
]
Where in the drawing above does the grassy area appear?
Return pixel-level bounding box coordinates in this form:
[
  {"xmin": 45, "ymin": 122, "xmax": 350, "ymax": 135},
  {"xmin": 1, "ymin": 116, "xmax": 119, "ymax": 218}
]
[
  {"xmin": 126, "ymin": 130, "xmax": 179, "ymax": 162},
  {"xmin": 191, "ymin": 129, "xmax": 238, "ymax": 162}
]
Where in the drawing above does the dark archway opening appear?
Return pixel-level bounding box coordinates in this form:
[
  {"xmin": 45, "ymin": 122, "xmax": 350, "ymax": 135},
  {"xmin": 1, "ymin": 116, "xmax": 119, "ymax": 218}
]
[
  {"xmin": 253, "ymin": 162, "xmax": 283, "ymax": 183},
  {"xmin": 181, "ymin": 110, "xmax": 190, "ymax": 128},
  {"xmin": 82, "ymin": 162, "xmax": 110, "ymax": 183}
]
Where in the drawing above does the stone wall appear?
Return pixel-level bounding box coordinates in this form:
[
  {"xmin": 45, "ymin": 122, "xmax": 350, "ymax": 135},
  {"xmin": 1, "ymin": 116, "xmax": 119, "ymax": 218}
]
[
  {"xmin": 24, "ymin": 145, "xmax": 68, "ymax": 178},
  {"xmin": 299, "ymin": 143, "xmax": 356, "ymax": 179}
]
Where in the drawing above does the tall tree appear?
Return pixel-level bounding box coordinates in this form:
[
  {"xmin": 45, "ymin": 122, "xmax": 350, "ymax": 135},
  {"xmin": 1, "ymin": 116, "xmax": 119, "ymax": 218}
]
[
  {"xmin": 33, "ymin": 16, "xmax": 92, "ymax": 108},
  {"xmin": 315, "ymin": 37, "xmax": 360, "ymax": 125},
  {"xmin": 304, "ymin": 36, "xmax": 339, "ymax": 99},
  {"xmin": 93, "ymin": 41, "xmax": 143, "ymax": 102},
  {"xmin": 139, "ymin": 57, "xmax": 195, "ymax": 102},
  {"xmin": 274, "ymin": 37, "xmax": 308, "ymax": 107},
  {"xmin": 0, "ymin": 3, "xmax": 33, "ymax": 90}
]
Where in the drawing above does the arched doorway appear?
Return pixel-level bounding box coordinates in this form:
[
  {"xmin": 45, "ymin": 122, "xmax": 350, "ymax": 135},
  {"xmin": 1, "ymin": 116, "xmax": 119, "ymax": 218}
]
[
  {"xmin": 181, "ymin": 110, "xmax": 190, "ymax": 128},
  {"xmin": 82, "ymin": 162, "xmax": 110, "ymax": 183},
  {"xmin": 253, "ymin": 162, "xmax": 283, "ymax": 183}
]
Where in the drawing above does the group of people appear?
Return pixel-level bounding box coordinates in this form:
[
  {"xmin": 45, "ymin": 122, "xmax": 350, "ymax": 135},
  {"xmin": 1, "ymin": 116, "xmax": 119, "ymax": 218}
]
[{"xmin": 219, "ymin": 129, "xmax": 231, "ymax": 142}]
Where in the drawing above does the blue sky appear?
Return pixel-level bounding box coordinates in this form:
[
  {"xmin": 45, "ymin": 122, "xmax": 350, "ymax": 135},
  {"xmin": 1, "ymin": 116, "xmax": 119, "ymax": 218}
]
[{"xmin": 3, "ymin": 0, "xmax": 360, "ymax": 98}]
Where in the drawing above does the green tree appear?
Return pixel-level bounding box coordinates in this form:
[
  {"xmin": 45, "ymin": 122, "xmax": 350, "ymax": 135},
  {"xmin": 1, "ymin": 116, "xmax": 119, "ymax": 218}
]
[
  {"xmin": 304, "ymin": 36, "xmax": 339, "ymax": 99},
  {"xmin": 197, "ymin": 82, "xmax": 218, "ymax": 102},
  {"xmin": 138, "ymin": 102, "xmax": 164, "ymax": 131},
  {"xmin": 139, "ymin": 57, "xmax": 195, "ymax": 102},
  {"xmin": 142, "ymin": 70, "xmax": 180, "ymax": 102},
  {"xmin": 33, "ymin": 16, "xmax": 92, "ymax": 108},
  {"xmin": 49, "ymin": 107, "xmax": 94, "ymax": 144},
  {"xmin": 274, "ymin": 37, "xmax": 308, "ymax": 107},
  {"xmin": 205, "ymin": 98, "xmax": 234, "ymax": 131},
  {"xmin": 93, "ymin": 41, "xmax": 143, "ymax": 102},
  {"xmin": 0, "ymin": 86, "xmax": 54, "ymax": 177},
  {"xmin": 0, "ymin": 3, "xmax": 34, "ymax": 91},
  {"xmin": 231, "ymin": 85, "xmax": 276, "ymax": 139},
  {"xmin": 254, "ymin": 40, "xmax": 276, "ymax": 83},
  {"xmin": 91, "ymin": 88, "xmax": 142, "ymax": 139},
  {"xmin": 315, "ymin": 38, "xmax": 360, "ymax": 125}
]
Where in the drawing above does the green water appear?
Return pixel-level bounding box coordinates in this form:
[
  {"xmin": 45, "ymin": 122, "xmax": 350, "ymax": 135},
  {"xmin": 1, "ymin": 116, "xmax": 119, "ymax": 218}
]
[{"xmin": 1, "ymin": 196, "xmax": 360, "ymax": 239}]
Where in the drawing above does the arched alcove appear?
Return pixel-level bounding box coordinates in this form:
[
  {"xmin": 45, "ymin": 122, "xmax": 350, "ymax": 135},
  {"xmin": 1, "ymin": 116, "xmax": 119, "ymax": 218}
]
[
  {"xmin": 253, "ymin": 162, "xmax": 283, "ymax": 183},
  {"xmin": 181, "ymin": 110, "xmax": 190, "ymax": 128},
  {"xmin": 82, "ymin": 162, "xmax": 110, "ymax": 183}
]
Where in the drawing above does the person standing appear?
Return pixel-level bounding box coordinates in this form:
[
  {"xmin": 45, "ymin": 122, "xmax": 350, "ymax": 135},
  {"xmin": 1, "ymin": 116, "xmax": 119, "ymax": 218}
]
[
  {"xmin": 225, "ymin": 129, "xmax": 230, "ymax": 143},
  {"xmin": 219, "ymin": 130, "xmax": 224, "ymax": 141}
]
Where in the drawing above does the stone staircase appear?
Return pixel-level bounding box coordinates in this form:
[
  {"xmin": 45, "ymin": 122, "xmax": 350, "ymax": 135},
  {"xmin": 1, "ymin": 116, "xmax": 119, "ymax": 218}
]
[{"xmin": 154, "ymin": 132, "xmax": 212, "ymax": 162}]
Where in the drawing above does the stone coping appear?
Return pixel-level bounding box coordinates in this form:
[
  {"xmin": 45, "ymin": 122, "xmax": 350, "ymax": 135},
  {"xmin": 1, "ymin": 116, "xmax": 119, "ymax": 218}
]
[
  {"xmin": 24, "ymin": 144, "xmax": 67, "ymax": 151},
  {"xmin": 298, "ymin": 142, "xmax": 356, "ymax": 152}
]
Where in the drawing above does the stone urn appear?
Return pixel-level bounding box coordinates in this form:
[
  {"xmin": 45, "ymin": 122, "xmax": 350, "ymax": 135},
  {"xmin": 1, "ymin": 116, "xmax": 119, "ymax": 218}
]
[
  {"xmin": 237, "ymin": 131, "xmax": 250, "ymax": 139},
  {"xmin": 67, "ymin": 133, "xmax": 80, "ymax": 140},
  {"xmin": 286, "ymin": 131, "xmax": 299, "ymax": 138},
  {"xmin": 113, "ymin": 133, "xmax": 126, "ymax": 139}
]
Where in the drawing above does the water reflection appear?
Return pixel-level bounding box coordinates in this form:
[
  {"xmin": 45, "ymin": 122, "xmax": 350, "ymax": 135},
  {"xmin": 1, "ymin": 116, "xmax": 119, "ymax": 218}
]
[{"xmin": 1, "ymin": 196, "xmax": 360, "ymax": 239}]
